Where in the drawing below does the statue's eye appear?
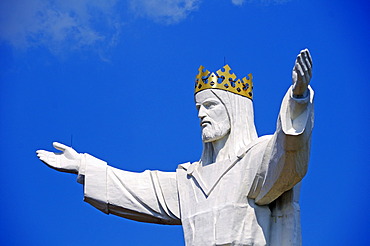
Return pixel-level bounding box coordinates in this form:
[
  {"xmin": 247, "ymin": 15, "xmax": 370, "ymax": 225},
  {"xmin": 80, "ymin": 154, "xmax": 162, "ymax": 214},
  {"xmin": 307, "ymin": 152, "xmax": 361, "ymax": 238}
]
[{"xmin": 204, "ymin": 102, "xmax": 217, "ymax": 109}]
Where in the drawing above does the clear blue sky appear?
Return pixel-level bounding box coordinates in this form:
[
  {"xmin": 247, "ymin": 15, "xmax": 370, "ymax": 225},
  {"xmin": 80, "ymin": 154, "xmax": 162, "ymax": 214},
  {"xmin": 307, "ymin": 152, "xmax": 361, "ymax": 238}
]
[{"xmin": 0, "ymin": 0, "xmax": 369, "ymax": 245}]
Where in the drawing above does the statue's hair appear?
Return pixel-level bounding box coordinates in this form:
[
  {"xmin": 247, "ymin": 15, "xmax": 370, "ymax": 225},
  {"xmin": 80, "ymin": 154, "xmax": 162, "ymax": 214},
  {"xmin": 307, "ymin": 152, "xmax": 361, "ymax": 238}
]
[{"xmin": 200, "ymin": 90, "xmax": 258, "ymax": 164}]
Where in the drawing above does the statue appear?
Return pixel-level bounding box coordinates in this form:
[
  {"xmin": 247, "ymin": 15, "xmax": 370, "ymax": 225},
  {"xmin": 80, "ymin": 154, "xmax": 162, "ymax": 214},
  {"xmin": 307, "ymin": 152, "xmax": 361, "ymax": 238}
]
[{"xmin": 36, "ymin": 49, "xmax": 314, "ymax": 246}]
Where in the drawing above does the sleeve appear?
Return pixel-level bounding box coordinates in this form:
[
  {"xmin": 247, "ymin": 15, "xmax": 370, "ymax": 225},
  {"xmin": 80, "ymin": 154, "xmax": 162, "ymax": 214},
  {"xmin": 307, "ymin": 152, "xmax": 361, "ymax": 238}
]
[
  {"xmin": 79, "ymin": 154, "xmax": 181, "ymax": 225},
  {"xmin": 249, "ymin": 85, "xmax": 314, "ymax": 205}
]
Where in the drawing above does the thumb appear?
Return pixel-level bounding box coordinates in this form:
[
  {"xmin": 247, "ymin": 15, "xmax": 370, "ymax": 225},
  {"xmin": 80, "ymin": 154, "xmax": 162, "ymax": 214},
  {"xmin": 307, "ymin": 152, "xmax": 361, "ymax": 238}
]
[{"xmin": 53, "ymin": 142, "xmax": 69, "ymax": 152}]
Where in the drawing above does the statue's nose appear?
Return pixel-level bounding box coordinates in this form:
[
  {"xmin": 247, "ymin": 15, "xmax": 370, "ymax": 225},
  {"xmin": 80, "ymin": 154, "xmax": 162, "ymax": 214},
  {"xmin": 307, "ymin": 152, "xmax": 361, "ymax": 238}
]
[{"xmin": 198, "ymin": 106, "xmax": 206, "ymax": 119}]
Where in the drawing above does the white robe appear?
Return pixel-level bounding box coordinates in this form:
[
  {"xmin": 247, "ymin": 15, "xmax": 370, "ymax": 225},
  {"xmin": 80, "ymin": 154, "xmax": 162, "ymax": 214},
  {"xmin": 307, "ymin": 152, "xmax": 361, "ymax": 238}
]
[{"xmin": 79, "ymin": 87, "xmax": 314, "ymax": 246}]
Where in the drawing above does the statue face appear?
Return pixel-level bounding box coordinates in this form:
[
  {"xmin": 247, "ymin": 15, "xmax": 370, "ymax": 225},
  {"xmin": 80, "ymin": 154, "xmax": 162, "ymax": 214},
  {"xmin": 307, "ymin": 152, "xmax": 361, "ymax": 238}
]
[{"xmin": 195, "ymin": 90, "xmax": 231, "ymax": 143}]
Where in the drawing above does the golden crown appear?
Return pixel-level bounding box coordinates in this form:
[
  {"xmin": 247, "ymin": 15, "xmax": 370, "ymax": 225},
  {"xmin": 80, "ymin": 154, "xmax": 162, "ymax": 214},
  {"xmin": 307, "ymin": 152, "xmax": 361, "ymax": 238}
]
[{"xmin": 194, "ymin": 65, "xmax": 253, "ymax": 100}]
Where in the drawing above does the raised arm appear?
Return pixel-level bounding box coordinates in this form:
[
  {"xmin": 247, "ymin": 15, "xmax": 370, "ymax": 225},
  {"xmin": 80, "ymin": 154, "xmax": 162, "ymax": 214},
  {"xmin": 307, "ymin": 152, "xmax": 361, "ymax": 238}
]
[{"xmin": 249, "ymin": 49, "xmax": 314, "ymax": 205}]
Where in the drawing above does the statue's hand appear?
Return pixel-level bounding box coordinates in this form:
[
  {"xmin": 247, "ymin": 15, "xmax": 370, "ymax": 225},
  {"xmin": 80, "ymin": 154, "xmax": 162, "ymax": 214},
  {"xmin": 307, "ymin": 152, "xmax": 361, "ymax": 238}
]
[
  {"xmin": 36, "ymin": 142, "xmax": 81, "ymax": 174},
  {"xmin": 292, "ymin": 49, "xmax": 312, "ymax": 98}
]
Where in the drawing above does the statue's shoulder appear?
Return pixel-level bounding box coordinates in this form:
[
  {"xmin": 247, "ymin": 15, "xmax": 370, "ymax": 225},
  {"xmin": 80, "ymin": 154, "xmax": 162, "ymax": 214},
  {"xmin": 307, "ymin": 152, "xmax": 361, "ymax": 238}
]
[{"xmin": 243, "ymin": 135, "xmax": 273, "ymax": 155}]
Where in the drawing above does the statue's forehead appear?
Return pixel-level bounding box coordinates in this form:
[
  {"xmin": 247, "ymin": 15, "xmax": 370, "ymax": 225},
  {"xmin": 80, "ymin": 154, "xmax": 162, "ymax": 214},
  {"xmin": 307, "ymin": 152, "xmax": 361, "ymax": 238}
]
[{"xmin": 195, "ymin": 90, "xmax": 222, "ymax": 104}]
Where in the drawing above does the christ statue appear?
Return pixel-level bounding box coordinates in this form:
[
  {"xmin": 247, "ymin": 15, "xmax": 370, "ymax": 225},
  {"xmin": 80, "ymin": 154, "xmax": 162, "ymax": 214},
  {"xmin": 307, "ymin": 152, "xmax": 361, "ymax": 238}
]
[{"xmin": 37, "ymin": 49, "xmax": 314, "ymax": 246}]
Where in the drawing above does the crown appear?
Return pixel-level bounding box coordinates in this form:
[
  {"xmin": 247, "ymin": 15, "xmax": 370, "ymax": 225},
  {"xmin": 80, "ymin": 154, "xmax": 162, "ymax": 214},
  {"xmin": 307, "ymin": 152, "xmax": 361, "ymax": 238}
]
[{"xmin": 194, "ymin": 64, "xmax": 253, "ymax": 100}]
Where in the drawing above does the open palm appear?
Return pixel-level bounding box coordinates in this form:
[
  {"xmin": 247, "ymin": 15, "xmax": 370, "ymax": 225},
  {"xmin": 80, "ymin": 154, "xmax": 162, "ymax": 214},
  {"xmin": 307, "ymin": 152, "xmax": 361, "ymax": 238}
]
[
  {"xmin": 36, "ymin": 142, "xmax": 81, "ymax": 174},
  {"xmin": 292, "ymin": 49, "xmax": 312, "ymax": 98}
]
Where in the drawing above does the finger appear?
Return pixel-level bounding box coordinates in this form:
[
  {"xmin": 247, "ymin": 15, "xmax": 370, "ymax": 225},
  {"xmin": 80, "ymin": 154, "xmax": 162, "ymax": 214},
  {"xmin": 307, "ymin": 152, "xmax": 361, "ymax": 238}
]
[
  {"xmin": 53, "ymin": 142, "xmax": 69, "ymax": 152},
  {"xmin": 295, "ymin": 60, "xmax": 304, "ymax": 77},
  {"xmin": 302, "ymin": 53, "xmax": 312, "ymax": 78},
  {"xmin": 36, "ymin": 149, "xmax": 52, "ymax": 154},
  {"xmin": 302, "ymin": 51, "xmax": 312, "ymax": 78},
  {"xmin": 298, "ymin": 55, "xmax": 308, "ymax": 72},
  {"xmin": 302, "ymin": 52, "xmax": 312, "ymax": 70},
  {"xmin": 37, "ymin": 150, "xmax": 50, "ymax": 158},
  {"xmin": 301, "ymin": 51, "xmax": 311, "ymax": 68},
  {"xmin": 302, "ymin": 51, "xmax": 312, "ymax": 81},
  {"xmin": 298, "ymin": 55, "xmax": 310, "ymax": 84},
  {"xmin": 304, "ymin": 49, "xmax": 313, "ymax": 68},
  {"xmin": 37, "ymin": 151, "xmax": 52, "ymax": 159}
]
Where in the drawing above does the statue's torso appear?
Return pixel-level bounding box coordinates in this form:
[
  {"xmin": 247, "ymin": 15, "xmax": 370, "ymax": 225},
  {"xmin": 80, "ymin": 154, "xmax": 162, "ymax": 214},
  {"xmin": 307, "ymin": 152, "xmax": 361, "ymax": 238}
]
[{"xmin": 176, "ymin": 137, "xmax": 271, "ymax": 246}]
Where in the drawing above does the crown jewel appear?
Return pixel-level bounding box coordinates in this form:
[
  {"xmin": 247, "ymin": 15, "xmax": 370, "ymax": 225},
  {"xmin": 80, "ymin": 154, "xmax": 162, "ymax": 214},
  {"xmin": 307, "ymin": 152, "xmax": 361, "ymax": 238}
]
[{"xmin": 194, "ymin": 65, "xmax": 253, "ymax": 100}]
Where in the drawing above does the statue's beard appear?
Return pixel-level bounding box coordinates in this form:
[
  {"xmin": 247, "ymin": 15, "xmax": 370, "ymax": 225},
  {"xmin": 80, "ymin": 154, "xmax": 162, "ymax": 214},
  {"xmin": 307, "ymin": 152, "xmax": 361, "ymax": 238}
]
[{"xmin": 201, "ymin": 118, "xmax": 230, "ymax": 143}]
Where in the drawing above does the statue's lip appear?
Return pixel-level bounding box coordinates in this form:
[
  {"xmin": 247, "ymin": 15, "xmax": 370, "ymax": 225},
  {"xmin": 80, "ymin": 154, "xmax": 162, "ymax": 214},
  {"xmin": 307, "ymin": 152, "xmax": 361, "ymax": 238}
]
[{"xmin": 201, "ymin": 121, "xmax": 211, "ymax": 127}]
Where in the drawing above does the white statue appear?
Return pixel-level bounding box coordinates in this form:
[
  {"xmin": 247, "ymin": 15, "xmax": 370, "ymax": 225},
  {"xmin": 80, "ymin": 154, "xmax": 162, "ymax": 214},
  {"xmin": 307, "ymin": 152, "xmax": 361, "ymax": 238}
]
[{"xmin": 37, "ymin": 49, "xmax": 314, "ymax": 246}]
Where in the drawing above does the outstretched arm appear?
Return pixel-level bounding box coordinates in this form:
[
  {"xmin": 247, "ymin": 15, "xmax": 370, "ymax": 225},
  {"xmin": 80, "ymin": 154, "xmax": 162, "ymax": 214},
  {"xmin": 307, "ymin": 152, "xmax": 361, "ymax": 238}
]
[
  {"xmin": 83, "ymin": 157, "xmax": 181, "ymax": 224},
  {"xmin": 250, "ymin": 49, "xmax": 314, "ymax": 205},
  {"xmin": 36, "ymin": 142, "xmax": 181, "ymax": 224},
  {"xmin": 290, "ymin": 49, "xmax": 313, "ymax": 120}
]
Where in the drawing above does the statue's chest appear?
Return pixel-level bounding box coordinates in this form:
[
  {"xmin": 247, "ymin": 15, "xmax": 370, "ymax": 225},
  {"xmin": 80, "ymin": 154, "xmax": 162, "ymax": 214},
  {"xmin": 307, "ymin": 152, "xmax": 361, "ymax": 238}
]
[{"xmin": 176, "ymin": 154, "xmax": 258, "ymax": 219}]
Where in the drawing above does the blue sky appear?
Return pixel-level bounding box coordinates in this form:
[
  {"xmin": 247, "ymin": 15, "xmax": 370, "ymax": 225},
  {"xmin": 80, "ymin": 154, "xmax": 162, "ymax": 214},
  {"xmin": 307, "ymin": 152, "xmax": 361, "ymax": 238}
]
[{"xmin": 0, "ymin": 0, "xmax": 369, "ymax": 245}]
